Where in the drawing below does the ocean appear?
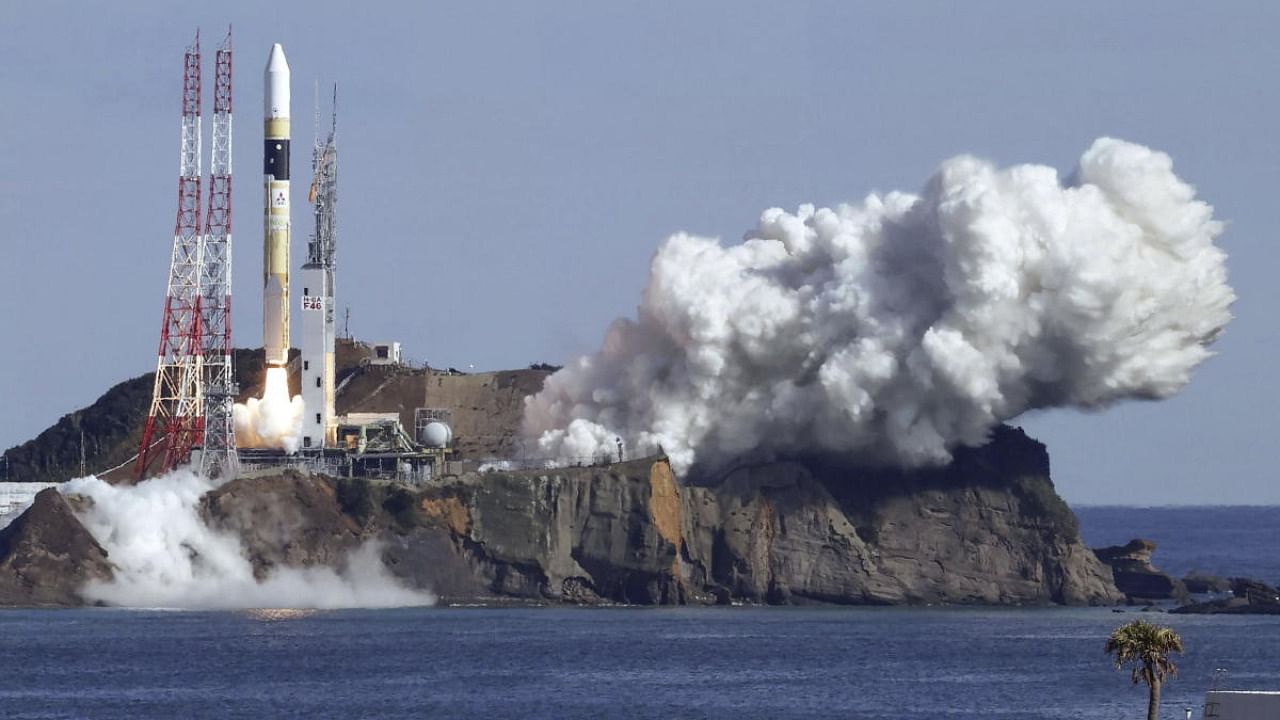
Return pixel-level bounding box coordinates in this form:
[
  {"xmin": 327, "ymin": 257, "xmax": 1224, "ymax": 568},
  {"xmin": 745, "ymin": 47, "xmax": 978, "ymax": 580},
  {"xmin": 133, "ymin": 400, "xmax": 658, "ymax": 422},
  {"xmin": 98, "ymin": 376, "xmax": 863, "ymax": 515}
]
[{"xmin": 1, "ymin": 506, "xmax": 1276, "ymax": 719}]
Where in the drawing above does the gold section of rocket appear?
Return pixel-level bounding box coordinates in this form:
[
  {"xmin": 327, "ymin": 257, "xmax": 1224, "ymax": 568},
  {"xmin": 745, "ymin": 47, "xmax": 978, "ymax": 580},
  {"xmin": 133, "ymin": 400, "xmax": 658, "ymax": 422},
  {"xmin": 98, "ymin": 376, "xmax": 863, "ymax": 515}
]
[{"xmin": 264, "ymin": 117, "xmax": 291, "ymax": 138}]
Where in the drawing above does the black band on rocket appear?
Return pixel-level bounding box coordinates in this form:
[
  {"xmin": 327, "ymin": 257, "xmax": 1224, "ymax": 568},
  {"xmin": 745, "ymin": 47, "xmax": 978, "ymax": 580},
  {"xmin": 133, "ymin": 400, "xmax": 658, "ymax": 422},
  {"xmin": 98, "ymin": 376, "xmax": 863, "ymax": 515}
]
[{"xmin": 264, "ymin": 139, "xmax": 290, "ymax": 180}]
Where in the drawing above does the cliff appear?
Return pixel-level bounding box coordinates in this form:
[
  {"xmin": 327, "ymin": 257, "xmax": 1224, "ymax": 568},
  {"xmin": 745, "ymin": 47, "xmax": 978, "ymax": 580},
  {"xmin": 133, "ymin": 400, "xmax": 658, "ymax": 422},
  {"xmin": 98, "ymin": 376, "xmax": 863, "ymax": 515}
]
[
  {"xmin": 193, "ymin": 426, "xmax": 1121, "ymax": 606},
  {"xmin": 0, "ymin": 425, "xmax": 1119, "ymax": 608}
]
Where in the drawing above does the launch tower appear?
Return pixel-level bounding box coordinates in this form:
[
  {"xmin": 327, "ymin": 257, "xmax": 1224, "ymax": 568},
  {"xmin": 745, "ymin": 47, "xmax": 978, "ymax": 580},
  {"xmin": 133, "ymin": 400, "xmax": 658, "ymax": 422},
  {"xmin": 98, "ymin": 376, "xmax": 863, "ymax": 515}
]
[
  {"xmin": 301, "ymin": 87, "xmax": 338, "ymax": 449},
  {"xmin": 137, "ymin": 29, "xmax": 238, "ymax": 479},
  {"xmin": 199, "ymin": 30, "xmax": 238, "ymax": 478},
  {"xmin": 136, "ymin": 32, "xmax": 208, "ymax": 478}
]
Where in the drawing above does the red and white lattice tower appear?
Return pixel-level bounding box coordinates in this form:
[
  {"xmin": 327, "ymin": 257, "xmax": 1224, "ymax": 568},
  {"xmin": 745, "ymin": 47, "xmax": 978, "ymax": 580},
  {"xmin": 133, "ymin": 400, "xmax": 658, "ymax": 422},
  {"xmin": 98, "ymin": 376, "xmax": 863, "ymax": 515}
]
[
  {"xmin": 136, "ymin": 31, "xmax": 206, "ymax": 478},
  {"xmin": 199, "ymin": 29, "xmax": 238, "ymax": 479}
]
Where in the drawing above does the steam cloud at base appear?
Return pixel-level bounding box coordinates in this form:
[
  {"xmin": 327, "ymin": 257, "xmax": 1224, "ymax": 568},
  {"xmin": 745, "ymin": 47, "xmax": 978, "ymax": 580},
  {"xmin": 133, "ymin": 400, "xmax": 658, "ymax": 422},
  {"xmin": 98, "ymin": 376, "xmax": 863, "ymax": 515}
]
[
  {"xmin": 524, "ymin": 138, "xmax": 1235, "ymax": 474},
  {"xmin": 60, "ymin": 471, "xmax": 434, "ymax": 610},
  {"xmin": 233, "ymin": 367, "xmax": 305, "ymax": 453}
]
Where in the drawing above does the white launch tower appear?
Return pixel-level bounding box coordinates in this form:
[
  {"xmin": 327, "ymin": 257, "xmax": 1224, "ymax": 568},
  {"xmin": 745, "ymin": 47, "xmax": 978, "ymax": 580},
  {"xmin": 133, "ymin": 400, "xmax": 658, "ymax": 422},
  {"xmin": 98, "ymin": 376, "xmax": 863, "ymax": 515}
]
[{"xmin": 301, "ymin": 87, "xmax": 338, "ymax": 449}]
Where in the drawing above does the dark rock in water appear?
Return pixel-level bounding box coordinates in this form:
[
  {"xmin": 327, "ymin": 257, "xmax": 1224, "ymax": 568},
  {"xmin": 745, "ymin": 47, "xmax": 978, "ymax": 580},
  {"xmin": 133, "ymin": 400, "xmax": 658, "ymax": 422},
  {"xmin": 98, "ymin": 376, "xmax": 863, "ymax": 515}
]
[
  {"xmin": 1229, "ymin": 577, "xmax": 1280, "ymax": 603},
  {"xmin": 1170, "ymin": 578, "xmax": 1280, "ymax": 615},
  {"xmin": 1092, "ymin": 539, "xmax": 1188, "ymax": 604},
  {"xmin": 1183, "ymin": 571, "xmax": 1231, "ymax": 594},
  {"xmin": 0, "ymin": 489, "xmax": 113, "ymax": 606}
]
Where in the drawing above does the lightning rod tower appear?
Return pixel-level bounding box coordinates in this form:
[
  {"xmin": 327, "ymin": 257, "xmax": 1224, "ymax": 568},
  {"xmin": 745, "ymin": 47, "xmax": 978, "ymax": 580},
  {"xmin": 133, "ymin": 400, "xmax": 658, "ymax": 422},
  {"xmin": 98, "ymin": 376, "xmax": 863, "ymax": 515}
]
[
  {"xmin": 137, "ymin": 31, "xmax": 206, "ymax": 478},
  {"xmin": 199, "ymin": 28, "xmax": 238, "ymax": 478}
]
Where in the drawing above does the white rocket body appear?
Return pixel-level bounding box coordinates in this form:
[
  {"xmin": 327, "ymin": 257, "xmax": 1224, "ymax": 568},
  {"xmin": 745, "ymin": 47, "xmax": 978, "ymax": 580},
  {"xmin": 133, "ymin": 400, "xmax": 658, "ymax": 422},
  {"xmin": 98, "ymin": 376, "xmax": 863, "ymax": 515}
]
[{"xmin": 263, "ymin": 43, "xmax": 291, "ymax": 367}]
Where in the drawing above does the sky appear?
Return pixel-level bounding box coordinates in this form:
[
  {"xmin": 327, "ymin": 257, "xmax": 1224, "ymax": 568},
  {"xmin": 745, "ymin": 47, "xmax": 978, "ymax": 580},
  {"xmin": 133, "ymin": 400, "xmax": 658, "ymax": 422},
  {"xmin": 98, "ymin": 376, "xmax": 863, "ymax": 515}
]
[{"xmin": 1, "ymin": 1, "xmax": 1276, "ymax": 505}]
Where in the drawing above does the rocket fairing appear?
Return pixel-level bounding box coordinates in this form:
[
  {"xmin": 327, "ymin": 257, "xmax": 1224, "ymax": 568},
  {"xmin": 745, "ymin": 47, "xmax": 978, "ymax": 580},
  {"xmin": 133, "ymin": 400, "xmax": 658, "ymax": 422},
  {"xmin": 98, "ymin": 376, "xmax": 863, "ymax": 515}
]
[{"xmin": 263, "ymin": 43, "xmax": 291, "ymax": 368}]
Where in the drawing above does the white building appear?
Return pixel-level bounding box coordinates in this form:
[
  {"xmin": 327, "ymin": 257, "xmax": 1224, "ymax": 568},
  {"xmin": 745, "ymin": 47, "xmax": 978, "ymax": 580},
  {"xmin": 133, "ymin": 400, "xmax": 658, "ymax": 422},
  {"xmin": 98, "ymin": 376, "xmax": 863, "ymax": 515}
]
[{"xmin": 1203, "ymin": 691, "xmax": 1280, "ymax": 719}]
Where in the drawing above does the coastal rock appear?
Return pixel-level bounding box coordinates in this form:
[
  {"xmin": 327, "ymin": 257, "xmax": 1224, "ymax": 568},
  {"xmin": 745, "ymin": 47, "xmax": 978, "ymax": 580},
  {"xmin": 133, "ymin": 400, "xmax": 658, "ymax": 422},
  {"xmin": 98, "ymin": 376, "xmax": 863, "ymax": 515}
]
[
  {"xmin": 1182, "ymin": 571, "xmax": 1231, "ymax": 594},
  {"xmin": 1092, "ymin": 539, "xmax": 1188, "ymax": 604},
  {"xmin": 1171, "ymin": 578, "xmax": 1280, "ymax": 615},
  {"xmin": 0, "ymin": 488, "xmax": 112, "ymax": 606}
]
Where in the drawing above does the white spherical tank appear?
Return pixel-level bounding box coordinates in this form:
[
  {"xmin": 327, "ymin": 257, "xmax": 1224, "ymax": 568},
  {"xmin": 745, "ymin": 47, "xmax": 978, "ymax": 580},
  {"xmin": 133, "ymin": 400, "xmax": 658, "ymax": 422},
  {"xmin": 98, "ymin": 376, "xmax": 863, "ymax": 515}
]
[{"xmin": 420, "ymin": 421, "xmax": 453, "ymax": 449}]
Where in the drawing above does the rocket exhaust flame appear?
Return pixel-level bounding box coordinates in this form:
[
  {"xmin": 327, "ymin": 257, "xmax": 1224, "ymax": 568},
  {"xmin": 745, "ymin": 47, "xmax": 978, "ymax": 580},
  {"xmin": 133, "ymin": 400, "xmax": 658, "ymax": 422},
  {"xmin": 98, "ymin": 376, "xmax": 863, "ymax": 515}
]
[
  {"xmin": 233, "ymin": 367, "xmax": 304, "ymax": 453},
  {"xmin": 522, "ymin": 138, "xmax": 1235, "ymax": 475}
]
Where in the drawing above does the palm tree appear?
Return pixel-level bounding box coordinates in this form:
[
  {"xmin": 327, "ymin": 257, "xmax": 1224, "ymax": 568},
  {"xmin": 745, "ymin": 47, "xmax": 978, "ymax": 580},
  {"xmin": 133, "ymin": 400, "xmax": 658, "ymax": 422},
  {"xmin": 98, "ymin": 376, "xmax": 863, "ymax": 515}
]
[{"xmin": 1105, "ymin": 619, "xmax": 1185, "ymax": 720}]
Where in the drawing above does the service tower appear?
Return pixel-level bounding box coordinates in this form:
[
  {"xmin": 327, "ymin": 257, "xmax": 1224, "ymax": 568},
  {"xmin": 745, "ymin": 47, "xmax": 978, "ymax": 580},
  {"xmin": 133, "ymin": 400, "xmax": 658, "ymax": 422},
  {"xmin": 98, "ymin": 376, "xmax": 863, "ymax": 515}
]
[{"xmin": 301, "ymin": 87, "xmax": 338, "ymax": 449}]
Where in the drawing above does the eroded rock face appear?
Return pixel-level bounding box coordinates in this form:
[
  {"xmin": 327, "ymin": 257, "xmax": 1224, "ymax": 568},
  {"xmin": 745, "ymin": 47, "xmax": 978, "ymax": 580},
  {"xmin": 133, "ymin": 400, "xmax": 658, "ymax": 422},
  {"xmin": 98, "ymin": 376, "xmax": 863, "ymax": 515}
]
[
  {"xmin": 1092, "ymin": 539, "xmax": 1188, "ymax": 603},
  {"xmin": 677, "ymin": 426, "xmax": 1121, "ymax": 606},
  {"xmin": 0, "ymin": 426, "xmax": 1123, "ymax": 608},
  {"xmin": 194, "ymin": 427, "xmax": 1120, "ymax": 607},
  {"xmin": 0, "ymin": 489, "xmax": 112, "ymax": 606}
]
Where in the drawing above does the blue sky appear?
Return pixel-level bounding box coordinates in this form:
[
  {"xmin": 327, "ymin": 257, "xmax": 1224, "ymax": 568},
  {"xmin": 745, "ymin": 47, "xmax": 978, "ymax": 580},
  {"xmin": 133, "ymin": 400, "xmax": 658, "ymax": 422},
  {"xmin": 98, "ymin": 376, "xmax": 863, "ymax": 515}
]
[{"xmin": 1, "ymin": 1, "xmax": 1276, "ymax": 504}]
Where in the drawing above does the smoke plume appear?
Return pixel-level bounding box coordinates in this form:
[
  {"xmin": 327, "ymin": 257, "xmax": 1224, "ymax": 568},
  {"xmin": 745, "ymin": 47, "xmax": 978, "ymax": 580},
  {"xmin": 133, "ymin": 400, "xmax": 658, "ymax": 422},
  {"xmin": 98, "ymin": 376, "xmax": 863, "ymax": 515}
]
[
  {"xmin": 524, "ymin": 138, "xmax": 1234, "ymax": 473},
  {"xmin": 233, "ymin": 367, "xmax": 305, "ymax": 453},
  {"xmin": 61, "ymin": 471, "xmax": 434, "ymax": 610}
]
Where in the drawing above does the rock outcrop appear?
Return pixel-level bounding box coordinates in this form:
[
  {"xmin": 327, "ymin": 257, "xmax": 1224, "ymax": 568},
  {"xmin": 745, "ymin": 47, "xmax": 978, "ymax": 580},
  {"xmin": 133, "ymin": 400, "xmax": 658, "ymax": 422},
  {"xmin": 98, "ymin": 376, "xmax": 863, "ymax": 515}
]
[
  {"xmin": 1092, "ymin": 539, "xmax": 1188, "ymax": 604},
  {"xmin": 1172, "ymin": 578, "xmax": 1280, "ymax": 615},
  {"xmin": 1182, "ymin": 571, "xmax": 1231, "ymax": 594},
  {"xmin": 0, "ymin": 489, "xmax": 112, "ymax": 606}
]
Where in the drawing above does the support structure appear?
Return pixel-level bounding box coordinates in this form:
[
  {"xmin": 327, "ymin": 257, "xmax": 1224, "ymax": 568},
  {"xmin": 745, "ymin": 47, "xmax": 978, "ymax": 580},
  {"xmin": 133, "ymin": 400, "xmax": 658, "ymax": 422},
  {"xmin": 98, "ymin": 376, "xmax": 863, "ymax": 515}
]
[
  {"xmin": 137, "ymin": 31, "xmax": 205, "ymax": 478},
  {"xmin": 199, "ymin": 29, "xmax": 238, "ymax": 479},
  {"xmin": 301, "ymin": 85, "xmax": 338, "ymax": 450}
]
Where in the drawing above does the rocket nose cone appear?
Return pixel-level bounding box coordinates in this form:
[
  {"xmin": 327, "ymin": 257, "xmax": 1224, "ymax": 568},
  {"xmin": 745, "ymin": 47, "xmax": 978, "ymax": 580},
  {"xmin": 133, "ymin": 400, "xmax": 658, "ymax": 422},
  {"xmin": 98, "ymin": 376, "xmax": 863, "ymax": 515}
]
[{"xmin": 266, "ymin": 43, "xmax": 289, "ymax": 73}]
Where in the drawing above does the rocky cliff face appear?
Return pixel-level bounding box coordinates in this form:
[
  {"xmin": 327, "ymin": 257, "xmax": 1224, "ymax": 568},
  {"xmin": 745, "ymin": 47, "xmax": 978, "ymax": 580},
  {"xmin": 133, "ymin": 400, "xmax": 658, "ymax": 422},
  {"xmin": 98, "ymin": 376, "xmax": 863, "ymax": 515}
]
[
  {"xmin": 0, "ymin": 426, "xmax": 1121, "ymax": 608},
  {"xmin": 193, "ymin": 425, "xmax": 1118, "ymax": 607}
]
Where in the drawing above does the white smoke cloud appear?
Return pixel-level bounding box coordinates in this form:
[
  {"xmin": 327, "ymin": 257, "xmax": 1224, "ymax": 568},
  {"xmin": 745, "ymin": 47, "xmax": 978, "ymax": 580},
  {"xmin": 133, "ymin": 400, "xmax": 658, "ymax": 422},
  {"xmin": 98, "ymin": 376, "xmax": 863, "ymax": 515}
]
[
  {"xmin": 60, "ymin": 471, "xmax": 434, "ymax": 610},
  {"xmin": 233, "ymin": 367, "xmax": 305, "ymax": 453},
  {"xmin": 524, "ymin": 138, "xmax": 1234, "ymax": 473}
]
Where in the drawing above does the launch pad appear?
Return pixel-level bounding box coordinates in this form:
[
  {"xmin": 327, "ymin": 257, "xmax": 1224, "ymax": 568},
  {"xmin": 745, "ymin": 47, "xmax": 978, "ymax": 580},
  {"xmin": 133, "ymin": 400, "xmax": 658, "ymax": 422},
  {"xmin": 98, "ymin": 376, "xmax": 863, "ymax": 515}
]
[{"xmin": 236, "ymin": 410, "xmax": 454, "ymax": 484}]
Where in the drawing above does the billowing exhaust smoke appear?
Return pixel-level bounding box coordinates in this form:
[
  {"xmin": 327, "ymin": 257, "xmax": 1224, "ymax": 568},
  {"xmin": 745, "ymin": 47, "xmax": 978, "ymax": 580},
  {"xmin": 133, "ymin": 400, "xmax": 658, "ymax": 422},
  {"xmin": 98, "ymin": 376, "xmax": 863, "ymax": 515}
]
[
  {"xmin": 523, "ymin": 138, "xmax": 1234, "ymax": 473},
  {"xmin": 61, "ymin": 471, "xmax": 434, "ymax": 610}
]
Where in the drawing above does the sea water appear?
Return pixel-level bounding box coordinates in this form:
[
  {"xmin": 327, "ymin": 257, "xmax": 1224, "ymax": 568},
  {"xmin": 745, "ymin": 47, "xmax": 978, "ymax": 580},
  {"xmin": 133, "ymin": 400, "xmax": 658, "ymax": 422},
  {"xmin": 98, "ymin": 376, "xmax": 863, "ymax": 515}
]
[{"xmin": 0, "ymin": 507, "xmax": 1276, "ymax": 719}]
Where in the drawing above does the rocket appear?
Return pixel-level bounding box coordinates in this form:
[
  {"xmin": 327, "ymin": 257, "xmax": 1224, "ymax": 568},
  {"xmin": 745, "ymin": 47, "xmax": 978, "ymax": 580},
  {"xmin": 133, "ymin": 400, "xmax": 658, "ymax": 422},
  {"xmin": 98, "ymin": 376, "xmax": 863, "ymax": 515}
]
[{"xmin": 263, "ymin": 43, "xmax": 291, "ymax": 368}]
